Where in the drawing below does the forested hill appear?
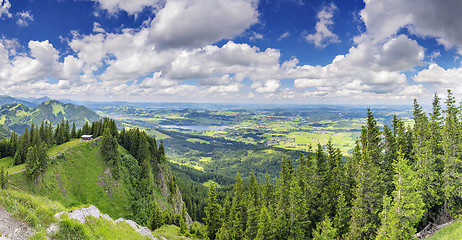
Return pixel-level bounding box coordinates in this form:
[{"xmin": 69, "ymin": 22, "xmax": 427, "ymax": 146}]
[
  {"xmin": 0, "ymin": 100, "xmax": 100, "ymax": 134},
  {"xmin": 199, "ymin": 90, "xmax": 462, "ymax": 240}
]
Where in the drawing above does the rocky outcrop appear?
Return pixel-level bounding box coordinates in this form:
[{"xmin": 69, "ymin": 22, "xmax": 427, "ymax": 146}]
[
  {"xmin": 154, "ymin": 163, "xmax": 193, "ymax": 226},
  {"xmin": 52, "ymin": 205, "xmax": 155, "ymax": 240}
]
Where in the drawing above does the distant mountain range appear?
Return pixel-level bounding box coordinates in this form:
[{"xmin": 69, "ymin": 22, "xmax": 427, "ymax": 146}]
[
  {"xmin": 0, "ymin": 95, "xmax": 37, "ymax": 108},
  {"xmin": 0, "ymin": 100, "xmax": 100, "ymax": 134}
]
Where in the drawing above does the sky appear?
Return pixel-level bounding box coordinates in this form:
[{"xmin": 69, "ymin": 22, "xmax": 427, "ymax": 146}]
[{"xmin": 0, "ymin": 0, "xmax": 462, "ymax": 104}]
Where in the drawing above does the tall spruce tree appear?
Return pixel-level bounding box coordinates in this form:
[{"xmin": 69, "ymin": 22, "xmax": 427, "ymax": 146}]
[
  {"xmin": 348, "ymin": 109, "xmax": 385, "ymax": 239},
  {"xmin": 256, "ymin": 206, "xmax": 274, "ymax": 240},
  {"xmin": 100, "ymin": 127, "xmax": 121, "ymax": 178},
  {"xmin": 442, "ymin": 89, "xmax": 462, "ymax": 215},
  {"xmin": 376, "ymin": 150, "xmax": 425, "ymax": 239},
  {"xmin": 412, "ymin": 99, "xmax": 441, "ymax": 214},
  {"xmin": 204, "ymin": 183, "xmax": 223, "ymax": 240}
]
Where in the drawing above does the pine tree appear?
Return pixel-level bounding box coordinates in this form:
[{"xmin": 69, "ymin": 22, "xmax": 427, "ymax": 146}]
[
  {"xmin": 1, "ymin": 168, "xmax": 8, "ymax": 189},
  {"xmin": 256, "ymin": 206, "xmax": 274, "ymax": 240},
  {"xmin": 413, "ymin": 99, "xmax": 441, "ymax": 212},
  {"xmin": 204, "ymin": 183, "xmax": 223, "ymax": 240},
  {"xmin": 15, "ymin": 129, "xmax": 30, "ymax": 165},
  {"xmin": 261, "ymin": 172, "xmax": 274, "ymax": 209},
  {"xmin": 100, "ymin": 127, "xmax": 120, "ymax": 178},
  {"xmin": 150, "ymin": 200, "xmax": 164, "ymax": 230},
  {"xmin": 230, "ymin": 172, "xmax": 246, "ymax": 240},
  {"xmin": 180, "ymin": 203, "xmax": 187, "ymax": 234},
  {"xmin": 25, "ymin": 145, "xmax": 39, "ymax": 179},
  {"xmin": 0, "ymin": 166, "xmax": 5, "ymax": 189},
  {"xmin": 37, "ymin": 141, "xmax": 48, "ymax": 172},
  {"xmin": 442, "ymin": 89, "xmax": 462, "ymax": 215},
  {"xmin": 71, "ymin": 122, "xmax": 77, "ymax": 138},
  {"xmin": 248, "ymin": 170, "xmax": 259, "ymax": 207},
  {"xmin": 334, "ymin": 190, "xmax": 350, "ymax": 238},
  {"xmin": 348, "ymin": 109, "xmax": 385, "ymax": 239},
  {"xmin": 9, "ymin": 131, "xmax": 18, "ymax": 157},
  {"xmin": 376, "ymin": 150, "xmax": 425, "ymax": 239},
  {"xmin": 376, "ymin": 196, "xmax": 392, "ymax": 240},
  {"xmin": 244, "ymin": 203, "xmax": 258, "ymax": 239},
  {"xmin": 312, "ymin": 216, "xmax": 337, "ymax": 240}
]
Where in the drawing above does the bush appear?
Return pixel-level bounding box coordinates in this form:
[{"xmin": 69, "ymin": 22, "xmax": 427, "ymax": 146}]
[{"xmin": 56, "ymin": 219, "xmax": 91, "ymax": 240}]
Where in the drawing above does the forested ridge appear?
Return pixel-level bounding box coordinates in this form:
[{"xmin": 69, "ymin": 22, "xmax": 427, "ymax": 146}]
[
  {"xmin": 1, "ymin": 91, "xmax": 462, "ymax": 239},
  {"xmin": 0, "ymin": 117, "xmax": 192, "ymax": 235},
  {"xmin": 199, "ymin": 90, "xmax": 462, "ymax": 240}
]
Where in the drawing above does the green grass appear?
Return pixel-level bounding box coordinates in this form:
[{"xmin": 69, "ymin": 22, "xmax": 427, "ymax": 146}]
[
  {"xmin": 152, "ymin": 225, "xmax": 201, "ymax": 240},
  {"xmin": 47, "ymin": 138, "xmax": 82, "ymax": 156},
  {"xmin": 2, "ymin": 139, "xmax": 83, "ymax": 174},
  {"xmin": 55, "ymin": 216, "xmax": 151, "ymax": 240},
  {"xmin": 6, "ymin": 163, "xmax": 25, "ymax": 173},
  {"xmin": 9, "ymin": 139, "xmax": 132, "ymax": 220},
  {"xmin": 0, "ymin": 189, "xmax": 66, "ymax": 231},
  {"xmin": 0, "ymin": 189, "xmax": 152, "ymax": 240},
  {"xmin": 0, "ymin": 156, "xmax": 14, "ymax": 169},
  {"xmin": 187, "ymin": 138, "xmax": 210, "ymax": 144},
  {"xmin": 52, "ymin": 102, "xmax": 65, "ymax": 116},
  {"xmin": 427, "ymin": 221, "xmax": 462, "ymax": 240},
  {"xmin": 144, "ymin": 128, "xmax": 171, "ymax": 140}
]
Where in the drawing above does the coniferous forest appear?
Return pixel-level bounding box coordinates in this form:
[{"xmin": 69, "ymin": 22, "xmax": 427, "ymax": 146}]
[
  {"xmin": 198, "ymin": 90, "xmax": 462, "ymax": 240},
  {"xmin": 1, "ymin": 91, "xmax": 462, "ymax": 239}
]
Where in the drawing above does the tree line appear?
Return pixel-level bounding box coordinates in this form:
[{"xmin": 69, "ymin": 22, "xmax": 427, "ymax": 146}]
[
  {"xmin": 201, "ymin": 90, "xmax": 461, "ymax": 240},
  {"xmin": 0, "ymin": 118, "xmax": 119, "ymax": 179}
]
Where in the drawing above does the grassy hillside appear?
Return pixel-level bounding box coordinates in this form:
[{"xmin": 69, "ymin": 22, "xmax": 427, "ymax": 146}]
[
  {"xmin": 0, "ymin": 100, "xmax": 100, "ymax": 134},
  {"xmin": 0, "ymin": 189, "xmax": 154, "ymax": 239},
  {"xmin": 6, "ymin": 137, "xmax": 187, "ymax": 222},
  {"xmin": 8, "ymin": 139, "xmax": 132, "ymax": 219}
]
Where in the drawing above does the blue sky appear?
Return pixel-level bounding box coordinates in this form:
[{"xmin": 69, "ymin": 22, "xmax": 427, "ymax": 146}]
[{"xmin": 1, "ymin": 0, "xmax": 462, "ymax": 104}]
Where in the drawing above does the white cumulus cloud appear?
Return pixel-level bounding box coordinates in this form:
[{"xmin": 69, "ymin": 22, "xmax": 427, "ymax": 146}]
[
  {"xmin": 0, "ymin": 0, "xmax": 12, "ymax": 18},
  {"xmin": 305, "ymin": 3, "xmax": 340, "ymax": 48},
  {"xmin": 16, "ymin": 11, "xmax": 33, "ymax": 27},
  {"xmin": 149, "ymin": 0, "xmax": 259, "ymax": 49}
]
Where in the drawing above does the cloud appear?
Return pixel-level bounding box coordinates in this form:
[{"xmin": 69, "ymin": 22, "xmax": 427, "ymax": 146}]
[
  {"xmin": 149, "ymin": 0, "xmax": 259, "ymax": 49},
  {"xmin": 93, "ymin": 22, "xmax": 105, "ymax": 33},
  {"xmin": 16, "ymin": 11, "xmax": 33, "ymax": 27},
  {"xmin": 251, "ymin": 79, "xmax": 281, "ymax": 93},
  {"xmin": 287, "ymin": 34, "xmax": 424, "ymax": 98},
  {"xmin": 90, "ymin": 0, "xmax": 164, "ymax": 15},
  {"xmin": 305, "ymin": 3, "xmax": 340, "ymax": 48},
  {"xmin": 360, "ymin": 0, "xmax": 462, "ymax": 51},
  {"xmin": 249, "ymin": 32, "xmax": 263, "ymax": 41},
  {"xmin": 0, "ymin": 0, "xmax": 12, "ymax": 18},
  {"xmin": 167, "ymin": 41, "xmax": 280, "ymax": 82},
  {"xmin": 413, "ymin": 63, "xmax": 462, "ymax": 97},
  {"xmin": 278, "ymin": 31, "xmax": 290, "ymax": 41}
]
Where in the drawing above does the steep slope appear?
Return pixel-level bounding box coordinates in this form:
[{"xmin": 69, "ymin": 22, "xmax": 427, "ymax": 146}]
[
  {"xmin": 0, "ymin": 95, "xmax": 36, "ymax": 108},
  {"xmin": 0, "ymin": 100, "xmax": 100, "ymax": 133},
  {"xmin": 8, "ymin": 137, "xmax": 189, "ymax": 225}
]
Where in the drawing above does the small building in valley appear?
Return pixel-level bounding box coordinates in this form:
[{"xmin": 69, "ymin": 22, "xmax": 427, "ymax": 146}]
[{"xmin": 81, "ymin": 135, "xmax": 93, "ymax": 141}]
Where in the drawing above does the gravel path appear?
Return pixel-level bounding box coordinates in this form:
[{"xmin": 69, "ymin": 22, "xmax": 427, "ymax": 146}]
[{"xmin": 0, "ymin": 206, "xmax": 34, "ymax": 239}]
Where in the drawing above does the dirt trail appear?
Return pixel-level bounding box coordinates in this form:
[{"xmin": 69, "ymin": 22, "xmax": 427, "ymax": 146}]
[
  {"xmin": 8, "ymin": 169, "xmax": 24, "ymax": 175},
  {"xmin": 0, "ymin": 206, "xmax": 34, "ymax": 239}
]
